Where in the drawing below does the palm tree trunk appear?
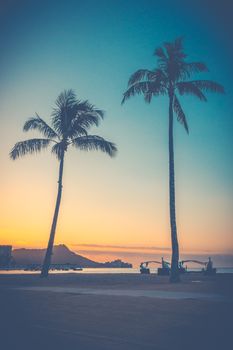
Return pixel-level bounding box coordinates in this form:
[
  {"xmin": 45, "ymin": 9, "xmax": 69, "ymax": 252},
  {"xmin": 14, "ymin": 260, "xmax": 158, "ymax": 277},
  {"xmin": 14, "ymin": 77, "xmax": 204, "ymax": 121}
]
[
  {"xmin": 168, "ymin": 93, "xmax": 180, "ymax": 282},
  {"xmin": 40, "ymin": 151, "xmax": 65, "ymax": 277}
]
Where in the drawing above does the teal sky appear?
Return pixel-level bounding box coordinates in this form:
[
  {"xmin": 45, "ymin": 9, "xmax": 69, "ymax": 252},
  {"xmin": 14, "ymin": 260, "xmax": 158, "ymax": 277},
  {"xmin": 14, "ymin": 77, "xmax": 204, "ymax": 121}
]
[{"xmin": 0, "ymin": 0, "xmax": 232, "ymax": 258}]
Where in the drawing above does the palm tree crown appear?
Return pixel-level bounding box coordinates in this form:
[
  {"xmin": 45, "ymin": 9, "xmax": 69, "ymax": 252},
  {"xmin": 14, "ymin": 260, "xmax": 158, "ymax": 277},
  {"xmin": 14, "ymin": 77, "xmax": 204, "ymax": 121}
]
[
  {"xmin": 10, "ymin": 89, "xmax": 117, "ymax": 160},
  {"xmin": 122, "ymin": 37, "xmax": 224, "ymax": 132}
]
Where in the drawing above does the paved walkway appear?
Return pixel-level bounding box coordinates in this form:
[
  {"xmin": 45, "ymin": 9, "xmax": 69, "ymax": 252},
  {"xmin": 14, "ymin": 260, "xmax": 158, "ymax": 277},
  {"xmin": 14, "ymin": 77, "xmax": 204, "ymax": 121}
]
[{"xmin": 16, "ymin": 286, "xmax": 231, "ymax": 301}]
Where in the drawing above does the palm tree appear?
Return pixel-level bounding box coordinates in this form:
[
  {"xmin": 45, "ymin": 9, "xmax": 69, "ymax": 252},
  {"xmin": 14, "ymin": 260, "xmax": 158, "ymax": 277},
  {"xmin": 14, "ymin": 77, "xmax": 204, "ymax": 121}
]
[
  {"xmin": 122, "ymin": 38, "xmax": 224, "ymax": 282},
  {"xmin": 10, "ymin": 90, "xmax": 117, "ymax": 277}
]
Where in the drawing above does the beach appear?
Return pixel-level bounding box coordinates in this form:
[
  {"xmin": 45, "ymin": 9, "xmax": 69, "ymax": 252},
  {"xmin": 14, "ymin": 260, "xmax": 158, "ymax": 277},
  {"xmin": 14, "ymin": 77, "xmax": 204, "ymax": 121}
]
[{"xmin": 0, "ymin": 273, "xmax": 232, "ymax": 350}]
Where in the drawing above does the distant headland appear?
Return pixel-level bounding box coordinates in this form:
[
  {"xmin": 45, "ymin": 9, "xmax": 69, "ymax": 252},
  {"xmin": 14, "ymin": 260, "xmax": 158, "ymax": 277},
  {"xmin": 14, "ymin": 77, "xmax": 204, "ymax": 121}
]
[{"xmin": 0, "ymin": 244, "xmax": 132, "ymax": 269}]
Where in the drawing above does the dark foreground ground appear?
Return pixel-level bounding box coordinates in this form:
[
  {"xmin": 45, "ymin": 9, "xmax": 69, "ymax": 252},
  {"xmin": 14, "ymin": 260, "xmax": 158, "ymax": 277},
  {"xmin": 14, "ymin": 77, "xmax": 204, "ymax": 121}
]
[{"xmin": 0, "ymin": 273, "xmax": 233, "ymax": 350}]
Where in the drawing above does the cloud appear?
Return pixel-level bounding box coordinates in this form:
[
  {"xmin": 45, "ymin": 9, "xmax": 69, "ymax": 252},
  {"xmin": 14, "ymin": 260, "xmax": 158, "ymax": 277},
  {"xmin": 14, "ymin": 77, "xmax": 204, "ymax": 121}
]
[
  {"xmin": 70, "ymin": 243, "xmax": 228, "ymax": 255},
  {"xmin": 70, "ymin": 243, "xmax": 171, "ymax": 252},
  {"xmin": 75, "ymin": 249, "xmax": 166, "ymax": 257}
]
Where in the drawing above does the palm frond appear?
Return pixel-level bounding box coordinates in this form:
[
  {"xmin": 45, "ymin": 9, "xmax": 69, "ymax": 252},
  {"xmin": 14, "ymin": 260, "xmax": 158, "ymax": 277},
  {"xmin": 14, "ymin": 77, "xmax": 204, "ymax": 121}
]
[
  {"xmin": 188, "ymin": 80, "xmax": 225, "ymax": 94},
  {"xmin": 122, "ymin": 81, "xmax": 166, "ymax": 104},
  {"xmin": 10, "ymin": 138, "xmax": 51, "ymax": 160},
  {"xmin": 173, "ymin": 95, "xmax": 189, "ymax": 133},
  {"xmin": 154, "ymin": 46, "xmax": 167, "ymax": 59},
  {"xmin": 23, "ymin": 114, "xmax": 58, "ymax": 139},
  {"xmin": 72, "ymin": 135, "xmax": 117, "ymax": 157},
  {"xmin": 52, "ymin": 91, "xmax": 105, "ymax": 138},
  {"xmin": 155, "ymin": 38, "xmax": 190, "ymax": 82},
  {"xmin": 183, "ymin": 62, "xmax": 208, "ymax": 76},
  {"xmin": 55, "ymin": 89, "xmax": 77, "ymax": 110},
  {"xmin": 144, "ymin": 91, "xmax": 153, "ymax": 103},
  {"xmin": 176, "ymin": 81, "xmax": 207, "ymax": 101},
  {"xmin": 173, "ymin": 37, "xmax": 184, "ymax": 51},
  {"xmin": 66, "ymin": 102, "xmax": 104, "ymax": 138},
  {"xmin": 68, "ymin": 123, "xmax": 88, "ymax": 138},
  {"xmin": 52, "ymin": 90, "xmax": 78, "ymax": 136},
  {"xmin": 69, "ymin": 115, "xmax": 98, "ymax": 139},
  {"xmin": 128, "ymin": 69, "xmax": 156, "ymax": 86},
  {"xmin": 77, "ymin": 100, "xmax": 105, "ymax": 119},
  {"xmin": 51, "ymin": 142, "xmax": 65, "ymax": 160},
  {"xmin": 164, "ymin": 37, "xmax": 186, "ymax": 60},
  {"xmin": 74, "ymin": 100, "xmax": 104, "ymax": 129},
  {"xmin": 122, "ymin": 82, "xmax": 150, "ymax": 104}
]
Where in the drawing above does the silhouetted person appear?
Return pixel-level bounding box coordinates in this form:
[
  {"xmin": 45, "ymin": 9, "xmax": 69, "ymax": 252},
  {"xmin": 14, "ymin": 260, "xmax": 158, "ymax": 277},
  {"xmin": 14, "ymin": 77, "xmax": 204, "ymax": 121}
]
[
  {"xmin": 207, "ymin": 257, "xmax": 213, "ymax": 271},
  {"xmin": 162, "ymin": 257, "xmax": 169, "ymax": 269}
]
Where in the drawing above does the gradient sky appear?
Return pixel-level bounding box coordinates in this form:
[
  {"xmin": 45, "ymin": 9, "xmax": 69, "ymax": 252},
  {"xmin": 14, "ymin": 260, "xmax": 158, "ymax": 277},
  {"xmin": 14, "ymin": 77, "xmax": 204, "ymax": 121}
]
[{"xmin": 0, "ymin": 0, "xmax": 233, "ymax": 264}]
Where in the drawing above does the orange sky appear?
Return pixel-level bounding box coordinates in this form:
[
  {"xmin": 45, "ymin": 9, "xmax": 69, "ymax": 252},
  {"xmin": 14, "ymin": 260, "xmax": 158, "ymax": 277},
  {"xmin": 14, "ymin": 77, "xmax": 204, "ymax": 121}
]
[{"xmin": 1, "ymin": 148, "xmax": 232, "ymax": 262}]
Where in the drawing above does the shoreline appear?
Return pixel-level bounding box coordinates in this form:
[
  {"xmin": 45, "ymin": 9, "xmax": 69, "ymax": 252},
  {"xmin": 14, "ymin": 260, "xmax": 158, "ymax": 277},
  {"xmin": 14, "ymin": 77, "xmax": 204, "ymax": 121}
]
[{"xmin": 1, "ymin": 266, "xmax": 233, "ymax": 275}]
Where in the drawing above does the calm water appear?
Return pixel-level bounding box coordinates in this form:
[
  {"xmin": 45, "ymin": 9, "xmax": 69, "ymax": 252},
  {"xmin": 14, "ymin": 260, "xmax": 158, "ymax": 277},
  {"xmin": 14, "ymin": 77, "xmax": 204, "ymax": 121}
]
[{"xmin": 0, "ymin": 267, "xmax": 233, "ymax": 274}]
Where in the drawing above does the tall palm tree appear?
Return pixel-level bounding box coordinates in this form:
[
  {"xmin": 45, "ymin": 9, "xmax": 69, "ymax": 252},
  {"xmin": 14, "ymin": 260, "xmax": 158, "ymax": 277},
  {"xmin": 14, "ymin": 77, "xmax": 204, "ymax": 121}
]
[
  {"xmin": 10, "ymin": 90, "xmax": 117, "ymax": 277},
  {"xmin": 122, "ymin": 38, "xmax": 224, "ymax": 282}
]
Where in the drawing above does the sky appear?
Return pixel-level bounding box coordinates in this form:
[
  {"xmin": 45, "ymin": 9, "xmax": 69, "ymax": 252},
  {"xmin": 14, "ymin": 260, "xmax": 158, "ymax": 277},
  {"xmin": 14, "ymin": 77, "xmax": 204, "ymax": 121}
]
[{"xmin": 0, "ymin": 0, "xmax": 233, "ymax": 266}]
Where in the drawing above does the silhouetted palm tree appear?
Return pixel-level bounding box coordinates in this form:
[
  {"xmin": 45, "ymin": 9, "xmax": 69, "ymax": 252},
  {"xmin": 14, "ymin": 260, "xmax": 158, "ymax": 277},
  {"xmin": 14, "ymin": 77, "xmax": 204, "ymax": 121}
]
[
  {"xmin": 10, "ymin": 90, "xmax": 117, "ymax": 277},
  {"xmin": 122, "ymin": 38, "xmax": 224, "ymax": 282}
]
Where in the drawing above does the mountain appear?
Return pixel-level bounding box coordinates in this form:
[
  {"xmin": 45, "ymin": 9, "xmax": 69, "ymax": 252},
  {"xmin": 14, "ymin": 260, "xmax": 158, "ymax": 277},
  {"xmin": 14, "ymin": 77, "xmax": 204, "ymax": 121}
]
[
  {"xmin": 12, "ymin": 244, "xmax": 101, "ymax": 267},
  {"xmin": 12, "ymin": 244, "xmax": 132, "ymax": 268}
]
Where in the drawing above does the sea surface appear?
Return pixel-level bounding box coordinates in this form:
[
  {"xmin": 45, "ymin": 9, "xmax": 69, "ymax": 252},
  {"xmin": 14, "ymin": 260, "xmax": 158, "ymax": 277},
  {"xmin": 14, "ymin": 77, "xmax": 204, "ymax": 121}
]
[{"xmin": 0, "ymin": 267, "xmax": 233, "ymax": 274}]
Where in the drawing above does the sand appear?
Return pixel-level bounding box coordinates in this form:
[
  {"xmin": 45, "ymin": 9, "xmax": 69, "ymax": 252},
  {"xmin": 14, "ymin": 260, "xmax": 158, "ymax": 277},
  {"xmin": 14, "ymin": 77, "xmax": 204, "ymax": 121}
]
[{"xmin": 0, "ymin": 273, "xmax": 232, "ymax": 350}]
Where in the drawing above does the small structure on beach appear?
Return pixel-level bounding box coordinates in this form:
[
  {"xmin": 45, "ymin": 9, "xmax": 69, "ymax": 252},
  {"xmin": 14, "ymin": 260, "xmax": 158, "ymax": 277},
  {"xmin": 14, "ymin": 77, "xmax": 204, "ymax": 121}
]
[
  {"xmin": 180, "ymin": 258, "xmax": 216, "ymax": 275},
  {"xmin": 140, "ymin": 257, "xmax": 216, "ymax": 275},
  {"xmin": 140, "ymin": 258, "xmax": 170, "ymax": 275}
]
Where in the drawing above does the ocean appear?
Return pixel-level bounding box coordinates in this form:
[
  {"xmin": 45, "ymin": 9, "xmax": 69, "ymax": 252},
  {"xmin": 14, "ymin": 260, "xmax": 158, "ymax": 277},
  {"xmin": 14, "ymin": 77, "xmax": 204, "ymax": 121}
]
[{"xmin": 0, "ymin": 267, "xmax": 233, "ymax": 274}]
